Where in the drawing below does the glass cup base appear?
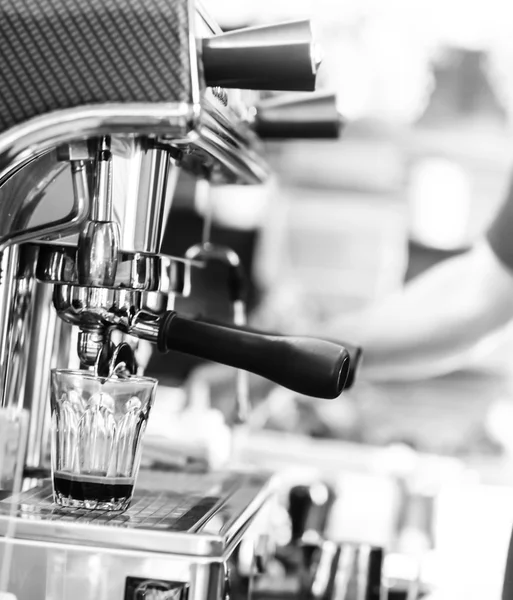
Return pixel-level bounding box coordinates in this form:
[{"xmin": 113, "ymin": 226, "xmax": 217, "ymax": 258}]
[{"xmin": 53, "ymin": 493, "xmax": 132, "ymax": 512}]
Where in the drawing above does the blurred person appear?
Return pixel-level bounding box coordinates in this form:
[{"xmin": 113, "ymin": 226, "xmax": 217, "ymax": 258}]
[
  {"xmin": 183, "ymin": 169, "xmax": 513, "ymax": 425},
  {"xmin": 306, "ymin": 172, "xmax": 513, "ymax": 383}
]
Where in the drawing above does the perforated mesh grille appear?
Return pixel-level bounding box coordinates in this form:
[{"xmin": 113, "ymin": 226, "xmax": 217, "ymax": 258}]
[
  {"xmin": 0, "ymin": 0, "xmax": 192, "ymax": 133},
  {"xmin": 3, "ymin": 482, "xmax": 222, "ymax": 532}
]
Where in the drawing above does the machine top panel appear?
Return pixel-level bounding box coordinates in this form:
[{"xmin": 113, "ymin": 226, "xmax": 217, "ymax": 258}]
[
  {"xmin": 0, "ymin": 469, "xmax": 275, "ymax": 558},
  {"xmin": 0, "ymin": 0, "xmax": 193, "ymax": 134}
]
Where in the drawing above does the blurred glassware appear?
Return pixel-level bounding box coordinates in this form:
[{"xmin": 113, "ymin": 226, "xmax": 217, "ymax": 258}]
[{"xmin": 0, "ymin": 408, "xmax": 28, "ymax": 494}]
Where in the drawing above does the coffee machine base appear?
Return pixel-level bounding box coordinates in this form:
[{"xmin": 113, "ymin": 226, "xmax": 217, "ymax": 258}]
[{"xmin": 0, "ymin": 469, "xmax": 276, "ymax": 600}]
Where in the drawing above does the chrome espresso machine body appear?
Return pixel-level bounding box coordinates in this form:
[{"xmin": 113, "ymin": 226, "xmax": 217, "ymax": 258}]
[{"xmin": 0, "ymin": 0, "xmax": 349, "ymax": 598}]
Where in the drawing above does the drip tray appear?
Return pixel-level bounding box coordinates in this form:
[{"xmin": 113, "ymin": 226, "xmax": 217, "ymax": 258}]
[
  {"xmin": 5, "ymin": 482, "xmax": 221, "ymax": 531},
  {"xmin": 0, "ymin": 469, "xmax": 274, "ymax": 557}
]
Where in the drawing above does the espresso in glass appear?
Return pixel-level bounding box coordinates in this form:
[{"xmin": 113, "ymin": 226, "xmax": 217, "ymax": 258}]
[
  {"xmin": 53, "ymin": 472, "xmax": 135, "ymax": 510},
  {"xmin": 50, "ymin": 370, "xmax": 157, "ymax": 511}
]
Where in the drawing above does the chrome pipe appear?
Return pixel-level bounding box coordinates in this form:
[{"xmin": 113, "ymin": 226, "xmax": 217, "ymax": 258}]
[
  {"xmin": 77, "ymin": 139, "xmax": 119, "ymax": 288},
  {"xmin": 92, "ymin": 137, "xmax": 113, "ymax": 222}
]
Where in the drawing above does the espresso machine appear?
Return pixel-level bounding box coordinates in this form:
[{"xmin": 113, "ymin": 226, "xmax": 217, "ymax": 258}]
[{"xmin": 0, "ymin": 0, "xmax": 366, "ymax": 598}]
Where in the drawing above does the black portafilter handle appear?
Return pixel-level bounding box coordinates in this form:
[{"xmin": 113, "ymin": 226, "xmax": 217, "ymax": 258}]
[
  {"xmin": 156, "ymin": 311, "xmax": 349, "ymax": 399},
  {"xmin": 202, "ymin": 20, "xmax": 320, "ymax": 91},
  {"xmin": 200, "ymin": 322, "xmax": 362, "ymax": 391},
  {"xmin": 254, "ymin": 92, "xmax": 345, "ymax": 139},
  {"xmin": 335, "ymin": 343, "xmax": 361, "ymax": 390}
]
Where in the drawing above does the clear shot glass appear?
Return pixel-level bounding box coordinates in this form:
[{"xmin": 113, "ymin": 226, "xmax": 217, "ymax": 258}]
[{"xmin": 50, "ymin": 369, "xmax": 157, "ymax": 511}]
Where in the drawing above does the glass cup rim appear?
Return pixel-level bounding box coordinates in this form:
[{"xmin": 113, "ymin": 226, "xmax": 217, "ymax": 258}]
[{"xmin": 51, "ymin": 368, "xmax": 158, "ymax": 386}]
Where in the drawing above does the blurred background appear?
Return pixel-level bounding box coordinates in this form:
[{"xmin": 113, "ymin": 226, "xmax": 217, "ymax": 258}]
[
  {"xmin": 147, "ymin": 0, "xmax": 513, "ymax": 465},
  {"xmin": 161, "ymin": 5, "xmax": 513, "ymax": 595},
  {"xmin": 137, "ymin": 10, "xmax": 513, "ymax": 593}
]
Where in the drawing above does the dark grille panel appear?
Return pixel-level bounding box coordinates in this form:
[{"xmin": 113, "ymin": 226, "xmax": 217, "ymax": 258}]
[{"xmin": 0, "ymin": 0, "xmax": 192, "ymax": 133}]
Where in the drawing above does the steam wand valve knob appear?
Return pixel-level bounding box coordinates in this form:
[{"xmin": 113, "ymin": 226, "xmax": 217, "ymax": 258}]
[
  {"xmin": 202, "ymin": 20, "xmax": 321, "ymax": 91},
  {"xmin": 252, "ymin": 92, "xmax": 345, "ymax": 139}
]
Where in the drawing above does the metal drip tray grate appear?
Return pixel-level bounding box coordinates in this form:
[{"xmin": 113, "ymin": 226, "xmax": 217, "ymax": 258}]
[
  {"xmin": 0, "ymin": 469, "xmax": 274, "ymax": 556},
  {"xmin": 5, "ymin": 483, "xmax": 220, "ymax": 532}
]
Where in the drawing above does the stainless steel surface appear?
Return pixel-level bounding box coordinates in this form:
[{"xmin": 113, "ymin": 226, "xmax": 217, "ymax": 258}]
[
  {"xmin": 34, "ymin": 242, "xmax": 188, "ymax": 293},
  {"xmin": 0, "ymin": 99, "xmax": 271, "ymax": 193},
  {"xmin": 0, "ymin": 537, "xmax": 198, "ymax": 599},
  {"xmin": 129, "ymin": 312, "xmax": 161, "ymax": 345},
  {"xmin": 56, "ymin": 141, "xmax": 93, "ymax": 163},
  {"xmin": 189, "ymin": 563, "xmax": 225, "ymax": 600},
  {"xmin": 77, "ymin": 328, "xmax": 106, "ymax": 368},
  {"xmin": 0, "ymin": 470, "xmax": 275, "ymax": 558},
  {"xmin": 78, "ymin": 138, "xmax": 120, "ymax": 288},
  {"xmin": 185, "ymin": 243, "xmax": 242, "ymax": 275},
  {"xmin": 0, "ymin": 245, "xmax": 30, "ymax": 410},
  {"xmin": 11, "ymin": 161, "xmax": 69, "ymax": 234},
  {"xmin": 0, "ymin": 104, "xmax": 195, "ymax": 188},
  {"xmin": 192, "ymin": 108, "xmax": 270, "ymax": 185},
  {"xmin": 53, "ymin": 285, "xmax": 169, "ymax": 361},
  {"xmin": 91, "ymin": 138, "xmax": 114, "ymax": 222},
  {"xmin": 54, "ymin": 285, "xmax": 141, "ymax": 329},
  {"xmin": 0, "ymin": 247, "xmax": 67, "ymax": 439},
  {"xmin": 105, "ymin": 342, "xmax": 137, "ymax": 377},
  {"xmin": 117, "ymin": 142, "xmax": 179, "ymax": 254},
  {"xmin": 202, "ymin": 20, "xmax": 320, "ymax": 91},
  {"xmin": 0, "ymin": 245, "xmax": 71, "ymax": 466},
  {"xmin": 0, "ymin": 151, "xmax": 89, "ymax": 253},
  {"xmin": 70, "ymin": 159, "xmax": 91, "ymax": 227},
  {"xmin": 50, "ymin": 241, "xmax": 187, "ymax": 361},
  {"xmin": 78, "ymin": 222, "xmax": 120, "ymax": 287},
  {"xmin": 23, "ymin": 281, "xmax": 65, "ymax": 468}
]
